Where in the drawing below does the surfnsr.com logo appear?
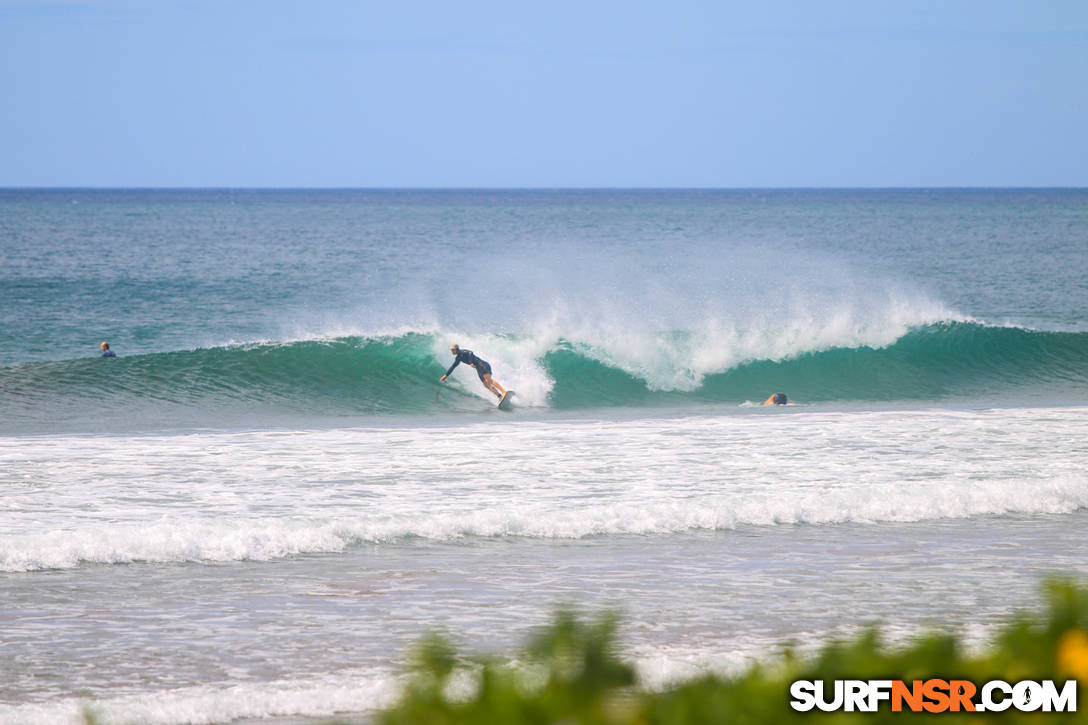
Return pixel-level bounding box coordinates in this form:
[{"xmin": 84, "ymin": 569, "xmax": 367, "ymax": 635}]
[{"xmin": 790, "ymin": 679, "xmax": 1078, "ymax": 713}]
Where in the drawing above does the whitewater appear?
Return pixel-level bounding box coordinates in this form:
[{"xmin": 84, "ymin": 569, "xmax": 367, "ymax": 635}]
[
  {"xmin": 4, "ymin": 407, "xmax": 1088, "ymax": 574},
  {"xmin": 1, "ymin": 189, "xmax": 1087, "ymax": 724}
]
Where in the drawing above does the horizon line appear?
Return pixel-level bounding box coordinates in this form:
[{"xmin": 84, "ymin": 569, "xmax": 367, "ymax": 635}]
[{"xmin": 3, "ymin": 185, "xmax": 1087, "ymax": 192}]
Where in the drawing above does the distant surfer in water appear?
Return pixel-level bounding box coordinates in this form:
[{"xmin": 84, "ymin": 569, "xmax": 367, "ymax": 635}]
[
  {"xmin": 440, "ymin": 344, "xmax": 506, "ymax": 400},
  {"xmin": 100, "ymin": 341, "xmax": 117, "ymax": 358}
]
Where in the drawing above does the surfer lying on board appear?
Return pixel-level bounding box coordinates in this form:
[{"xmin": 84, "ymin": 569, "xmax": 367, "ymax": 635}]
[{"xmin": 440, "ymin": 344, "xmax": 507, "ymax": 400}]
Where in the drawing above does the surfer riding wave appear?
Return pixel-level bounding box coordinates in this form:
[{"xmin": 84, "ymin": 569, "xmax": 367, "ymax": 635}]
[{"xmin": 440, "ymin": 344, "xmax": 507, "ymax": 400}]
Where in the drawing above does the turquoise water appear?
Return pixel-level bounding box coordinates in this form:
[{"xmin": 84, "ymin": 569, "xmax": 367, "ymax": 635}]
[
  {"xmin": 2, "ymin": 189, "xmax": 1086, "ymax": 431},
  {"xmin": 2, "ymin": 189, "xmax": 1087, "ymax": 724}
]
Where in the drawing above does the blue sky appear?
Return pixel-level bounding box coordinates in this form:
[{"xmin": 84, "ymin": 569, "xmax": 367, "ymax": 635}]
[{"xmin": 1, "ymin": 0, "xmax": 1086, "ymax": 187}]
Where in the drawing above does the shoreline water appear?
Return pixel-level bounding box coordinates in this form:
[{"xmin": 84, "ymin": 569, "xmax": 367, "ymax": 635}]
[{"xmin": 6, "ymin": 511, "xmax": 1088, "ymax": 724}]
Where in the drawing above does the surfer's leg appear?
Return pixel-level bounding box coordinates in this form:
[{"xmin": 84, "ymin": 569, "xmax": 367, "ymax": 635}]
[{"xmin": 482, "ymin": 373, "xmax": 505, "ymax": 398}]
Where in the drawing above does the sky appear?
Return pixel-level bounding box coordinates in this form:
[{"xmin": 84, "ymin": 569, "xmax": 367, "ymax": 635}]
[{"xmin": 1, "ymin": 0, "xmax": 1086, "ymax": 187}]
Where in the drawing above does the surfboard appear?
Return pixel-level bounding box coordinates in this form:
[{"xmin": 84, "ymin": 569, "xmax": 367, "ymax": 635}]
[{"xmin": 497, "ymin": 391, "xmax": 515, "ymax": 410}]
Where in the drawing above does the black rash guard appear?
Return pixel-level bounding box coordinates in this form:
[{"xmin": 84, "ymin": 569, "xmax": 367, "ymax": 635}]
[{"xmin": 445, "ymin": 349, "xmax": 492, "ymax": 381}]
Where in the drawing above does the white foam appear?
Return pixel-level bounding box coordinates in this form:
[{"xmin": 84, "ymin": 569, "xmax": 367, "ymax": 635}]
[
  {"xmin": 5, "ymin": 478, "xmax": 1086, "ymax": 573},
  {"xmin": 3, "ymin": 407, "xmax": 1086, "ymax": 572},
  {"xmin": 0, "ymin": 669, "xmax": 401, "ymax": 725}
]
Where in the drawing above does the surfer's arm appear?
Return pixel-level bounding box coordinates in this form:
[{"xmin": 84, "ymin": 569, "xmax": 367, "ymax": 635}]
[{"xmin": 441, "ymin": 358, "xmax": 461, "ymax": 380}]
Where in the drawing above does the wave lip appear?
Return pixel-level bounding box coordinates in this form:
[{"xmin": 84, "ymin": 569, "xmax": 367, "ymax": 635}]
[
  {"xmin": 1, "ymin": 323, "xmax": 1086, "ymax": 430},
  {"xmin": 691, "ymin": 321, "xmax": 1088, "ymax": 404}
]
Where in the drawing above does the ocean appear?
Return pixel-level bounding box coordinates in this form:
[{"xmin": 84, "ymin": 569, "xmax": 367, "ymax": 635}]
[{"xmin": 1, "ymin": 188, "xmax": 1086, "ymax": 724}]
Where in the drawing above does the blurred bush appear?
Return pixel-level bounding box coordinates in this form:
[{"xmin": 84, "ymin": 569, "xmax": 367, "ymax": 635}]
[{"xmin": 378, "ymin": 579, "xmax": 1088, "ymax": 724}]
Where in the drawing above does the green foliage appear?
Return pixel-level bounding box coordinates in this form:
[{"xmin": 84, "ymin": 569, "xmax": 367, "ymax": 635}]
[
  {"xmin": 380, "ymin": 610, "xmax": 637, "ymax": 725},
  {"xmin": 378, "ymin": 580, "xmax": 1088, "ymax": 725}
]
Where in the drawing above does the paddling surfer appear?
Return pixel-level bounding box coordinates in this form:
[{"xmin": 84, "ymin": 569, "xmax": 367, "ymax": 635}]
[{"xmin": 440, "ymin": 344, "xmax": 506, "ymax": 400}]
